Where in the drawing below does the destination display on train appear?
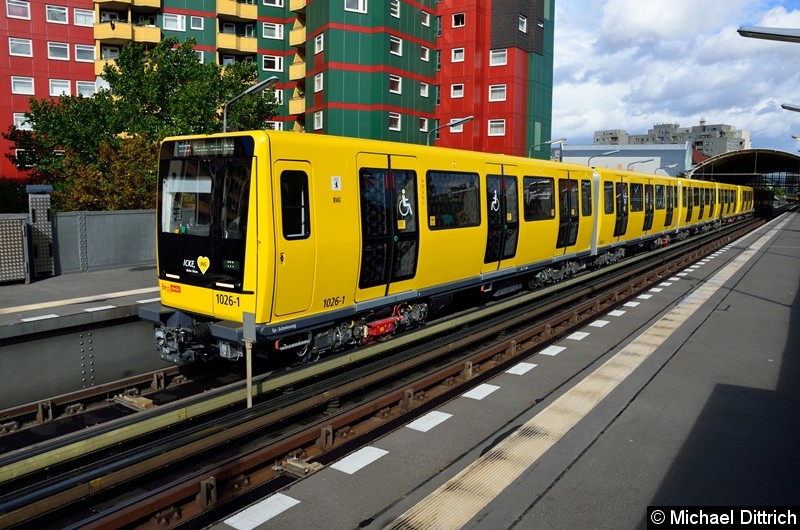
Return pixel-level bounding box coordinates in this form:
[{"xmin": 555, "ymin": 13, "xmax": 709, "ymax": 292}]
[{"xmin": 174, "ymin": 138, "xmax": 238, "ymax": 157}]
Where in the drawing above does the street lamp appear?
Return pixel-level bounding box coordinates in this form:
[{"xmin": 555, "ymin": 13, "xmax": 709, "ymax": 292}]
[
  {"xmin": 737, "ymin": 26, "xmax": 800, "ymax": 43},
  {"xmin": 782, "ymin": 103, "xmax": 800, "ymax": 113},
  {"xmin": 587, "ymin": 149, "xmax": 620, "ymax": 167},
  {"xmin": 627, "ymin": 158, "xmax": 655, "ymax": 170},
  {"xmin": 222, "ymin": 75, "xmax": 279, "ymax": 133},
  {"xmin": 427, "ymin": 116, "xmax": 475, "ymax": 145},
  {"xmin": 656, "ymin": 163, "xmax": 678, "ymax": 175},
  {"xmin": 528, "ymin": 137, "xmax": 566, "ymax": 158}
]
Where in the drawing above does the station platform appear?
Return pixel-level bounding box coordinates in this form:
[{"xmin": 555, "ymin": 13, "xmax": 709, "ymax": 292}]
[
  {"xmin": 0, "ymin": 264, "xmax": 158, "ymax": 336},
  {"xmin": 212, "ymin": 211, "xmax": 800, "ymax": 530}
]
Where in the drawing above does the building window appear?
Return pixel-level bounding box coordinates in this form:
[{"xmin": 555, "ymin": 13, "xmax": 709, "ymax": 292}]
[
  {"xmin": 435, "ymin": 50, "xmax": 441, "ymax": 70},
  {"xmin": 273, "ymin": 89, "xmax": 284, "ymax": 105},
  {"xmin": 314, "ymin": 73, "xmax": 323, "ymax": 92},
  {"xmin": 451, "ymin": 48, "xmax": 464, "ymax": 62},
  {"xmin": 435, "ymin": 85, "xmax": 440, "ymax": 106},
  {"xmin": 13, "ymin": 113, "xmax": 32, "ymax": 130},
  {"xmin": 488, "ymin": 119, "xmax": 506, "ymax": 136},
  {"xmin": 7, "ymin": 0, "xmax": 30, "ymax": 20},
  {"xmin": 222, "ymin": 56, "xmax": 236, "ymax": 66},
  {"xmin": 389, "ymin": 36, "xmax": 402, "ymax": 56},
  {"xmin": 9, "ymin": 38, "xmax": 32, "ymax": 57},
  {"xmin": 49, "ymin": 79, "xmax": 70, "ymax": 96},
  {"xmin": 75, "ymin": 44, "xmax": 95, "ymax": 62},
  {"xmin": 450, "ymin": 118, "xmax": 466, "ymax": 133},
  {"xmin": 452, "ymin": 13, "xmax": 465, "ymax": 27},
  {"xmin": 314, "ymin": 111, "xmax": 323, "ymax": 130},
  {"xmin": 489, "ymin": 84, "xmax": 506, "ymax": 101},
  {"xmin": 194, "ymin": 50, "xmax": 204, "ymax": 63},
  {"xmin": 263, "ymin": 22, "xmax": 283, "ymax": 40},
  {"xmin": 46, "ymin": 5, "xmax": 68, "ymax": 24},
  {"xmin": 420, "ymin": 46, "xmax": 429, "ymax": 62},
  {"xmin": 265, "ymin": 121, "xmax": 284, "ymax": 131},
  {"xmin": 263, "ymin": 0, "xmax": 283, "ymax": 6},
  {"xmin": 420, "ymin": 82, "xmax": 429, "ymax": 97},
  {"xmin": 389, "ymin": 74, "xmax": 402, "ymax": 94},
  {"xmin": 191, "ymin": 16, "xmax": 204, "ymax": 30},
  {"xmin": 76, "ymin": 81, "xmax": 96, "ymax": 97},
  {"xmin": 48, "ymin": 42, "xmax": 69, "ymax": 61},
  {"xmin": 345, "ymin": 0, "xmax": 367, "ymax": 13},
  {"xmin": 222, "ymin": 23, "xmax": 236, "ymax": 34},
  {"xmin": 421, "ymin": 11, "xmax": 430, "ymax": 27},
  {"xmin": 451, "ymin": 83, "xmax": 464, "ymax": 98},
  {"xmin": 490, "ymin": 49, "xmax": 507, "ymax": 66},
  {"xmin": 262, "ymin": 55, "xmax": 283, "ymax": 71},
  {"xmin": 314, "ymin": 33, "xmax": 324, "ymax": 54},
  {"xmin": 419, "ymin": 117, "xmax": 428, "ymax": 132},
  {"xmin": 163, "ymin": 14, "xmax": 186, "ymax": 31},
  {"xmin": 101, "ymin": 46, "xmax": 119, "ymax": 60},
  {"xmin": 390, "ymin": 0, "xmax": 400, "ymax": 18},
  {"xmin": 518, "ymin": 14, "xmax": 527, "ymax": 33},
  {"xmin": 74, "ymin": 8, "xmax": 94, "ymax": 26},
  {"xmin": 389, "ymin": 112, "xmax": 401, "ymax": 131},
  {"xmin": 12, "ymin": 77, "xmax": 34, "ymax": 95}
]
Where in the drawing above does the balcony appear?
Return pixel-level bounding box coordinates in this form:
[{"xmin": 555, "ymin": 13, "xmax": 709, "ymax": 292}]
[
  {"xmin": 95, "ymin": 58, "xmax": 116, "ymax": 76},
  {"xmin": 289, "ymin": 94, "xmax": 305, "ymax": 115},
  {"xmin": 289, "ymin": 0, "xmax": 307, "ymax": 12},
  {"xmin": 95, "ymin": 21, "xmax": 133, "ymax": 45},
  {"xmin": 133, "ymin": 24, "xmax": 161, "ymax": 44},
  {"xmin": 289, "ymin": 25, "xmax": 306, "ymax": 47},
  {"xmin": 96, "ymin": 0, "xmax": 131, "ymax": 7},
  {"xmin": 217, "ymin": 33, "xmax": 258, "ymax": 54},
  {"xmin": 289, "ymin": 59, "xmax": 306, "ymax": 81},
  {"xmin": 217, "ymin": 0, "xmax": 257, "ymax": 22},
  {"xmin": 132, "ymin": 0, "xmax": 161, "ymax": 7}
]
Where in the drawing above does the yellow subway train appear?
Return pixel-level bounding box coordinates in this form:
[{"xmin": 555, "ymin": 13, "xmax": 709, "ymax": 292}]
[{"xmin": 139, "ymin": 131, "xmax": 754, "ymax": 364}]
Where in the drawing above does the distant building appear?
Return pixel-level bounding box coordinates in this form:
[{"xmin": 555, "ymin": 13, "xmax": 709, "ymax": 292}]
[
  {"xmin": 556, "ymin": 143, "xmax": 693, "ymax": 176},
  {"xmin": 593, "ymin": 118, "xmax": 750, "ymax": 158}
]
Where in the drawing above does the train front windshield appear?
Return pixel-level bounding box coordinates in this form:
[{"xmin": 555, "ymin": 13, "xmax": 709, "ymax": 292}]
[{"xmin": 157, "ymin": 136, "xmax": 255, "ymax": 289}]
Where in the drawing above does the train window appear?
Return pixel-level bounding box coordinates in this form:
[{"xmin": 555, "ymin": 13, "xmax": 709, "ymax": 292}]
[
  {"xmin": 581, "ymin": 180, "xmax": 592, "ymax": 216},
  {"xmin": 280, "ymin": 170, "xmax": 310, "ymax": 240},
  {"xmin": 426, "ymin": 170, "xmax": 481, "ymax": 229},
  {"xmin": 603, "ymin": 182, "xmax": 614, "ymax": 214},
  {"xmin": 655, "ymin": 185, "xmax": 665, "ymax": 209},
  {"xmin": 682, "ymin": 187, "xmax": 687, "ymax": 207},
  {"xmin": 693, "ymin": 188, "xmax": 700, "ymax": 207},
  {"xmin": 630, "ymin": 183, "xmax": 643, "ymax": 212},
  {"xmin": 673, "ymin": 186, "xmax": 678, "ymax": 208},
  {"xmin": 523, "ymin": 176, "xmax": 555, "ymax": 221}
]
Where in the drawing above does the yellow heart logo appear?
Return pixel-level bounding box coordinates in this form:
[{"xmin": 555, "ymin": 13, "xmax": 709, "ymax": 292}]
[{"xmin": 197, "ymin": 256, "xmax": 210, "ymax": 274}]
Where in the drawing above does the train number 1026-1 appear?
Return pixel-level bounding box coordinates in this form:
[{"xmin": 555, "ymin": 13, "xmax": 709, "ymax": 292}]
[
  {"xmin": 215, "ymin": 293, "xmax": 240, "ymax": 307},
  {"xmin": 323, "ymin": 296, "xmax": 345, "ymax": 308}
]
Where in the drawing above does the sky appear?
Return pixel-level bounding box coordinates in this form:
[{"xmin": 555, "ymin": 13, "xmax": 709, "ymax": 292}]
[{"xmin": 551, "ymin": 0, "xmax": 800, "ymax": 154}]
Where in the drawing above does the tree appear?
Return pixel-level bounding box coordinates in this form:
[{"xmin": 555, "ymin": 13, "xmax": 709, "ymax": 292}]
[{"xmin": 2, "ymin": 36, "xmax": 278, "ymax": 211}]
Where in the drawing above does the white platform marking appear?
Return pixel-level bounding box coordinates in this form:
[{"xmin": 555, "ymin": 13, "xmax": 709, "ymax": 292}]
[
  {"xmin": 540, "ymin": 345, "xmax": 566, "ymax": 356},
  {"xmin": 0, "ymin": 286, "xmax": 158, "ymax": 315},
  {"xmin": 462, "ymin": 384, "xmax": 500, "ymax": 400},
  {"xmin": 608, "ymin": 310, "xmax": 626, "ymax": 317},
  {"xmin": 137, "ymin": 297, "xmax": 161, "ymax": 304},
  {"xmin": 224, "ymin": 493, "xmax": 300, "ymax": 530},
  {"xmin": 506, "ymin": 362, "xmax": 537, "ymax": 375},
  {"xmin": 406, "ymin": 411, "xmax": 453, "ymax": 432},
  {"xmin": 649, "ymin": 288, "xmax": 663, "ymax": 293},
  {"xmin": 637, "ymin": 294, "xmax": 653, "ymax": 300},
  {"xmin": 589, "ymin": 320, "xmax": 610, "ymax": 328},
  {"xmin": 659, "ymin": 282, "xmax": 673, "ymax": 287},
  {"xmin": 567, "ymin": 331, "xmax": 590, "ymax": 341},
  {"xmin": 669, "ymin": 277, "xmax": 682, "ymax": 281},
  {"xmin": 331, "ymin": 446, "xmax": 388, "ymax": 475},
  {"xmin": 84, "ymin": 305, "xmax": 116, "ymax": 312},
  {"xmin": 623, "ymin": 301, "xmax": 640, "ymax": 308},
  {"xmin": 20, "ymin": 314, "xmax": 59, "ymax": 322}
]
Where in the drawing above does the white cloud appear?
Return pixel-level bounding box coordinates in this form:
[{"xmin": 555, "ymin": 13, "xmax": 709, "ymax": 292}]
[{"xmin": 553, "ymin": 0, "xmax": 800, "ymax": 153}]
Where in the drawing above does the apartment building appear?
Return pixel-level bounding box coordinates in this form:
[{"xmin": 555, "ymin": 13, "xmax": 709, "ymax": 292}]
[{"xmin": 0, "ymin": 0, "xmax": 554, "ymax": 180}]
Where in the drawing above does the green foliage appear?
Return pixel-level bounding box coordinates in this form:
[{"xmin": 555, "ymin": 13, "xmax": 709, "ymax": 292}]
[{"xmin": 2, "ymin": 36, "xmax": 278, "ymax": 211}]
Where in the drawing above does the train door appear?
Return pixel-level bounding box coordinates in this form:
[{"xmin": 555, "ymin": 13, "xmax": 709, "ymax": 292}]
[
  {"xmin": 354, "ymin": 153, "xmax": 420, "ymax": 302},
  {"xmin": 684, "ymin": 185, "xmax": 693, "ymax": 223},
  {"xmin": 556, "ymin": 172, "xmax": 579, "ymax": 250},
  {"xmin": 273, "ymin": 160, "xmax": 315, "ymax": 316},
  {"xmin": 613, "ymin": 179, "xmax": 628, "ymax": 239},
  {"xmin": 643, "ymin": 183, "xmax": 654, "ymax": 232},
  {"xmin": 483, "ymin": 164, "xmax": 519, "ymax": 270},
  {"xmin": 665, "ymin": 185, "xmax": 675, "ymax": 227}
]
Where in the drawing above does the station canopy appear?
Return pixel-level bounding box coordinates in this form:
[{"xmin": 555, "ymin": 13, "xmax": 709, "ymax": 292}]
[{"xmin": 689, "ymin": 148, "xmax": 800, "ymax": 185}]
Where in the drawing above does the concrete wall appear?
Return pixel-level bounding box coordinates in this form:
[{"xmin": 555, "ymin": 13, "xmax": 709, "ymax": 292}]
[{"xmin": 54, "ymin": 210, "xmax": 156, "ymax": 274}]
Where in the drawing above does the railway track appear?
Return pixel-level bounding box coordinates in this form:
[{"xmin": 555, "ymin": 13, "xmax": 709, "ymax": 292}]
[{"xmin": 0, "ymin": 219, "xmax": 764, "ymax": 529}]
